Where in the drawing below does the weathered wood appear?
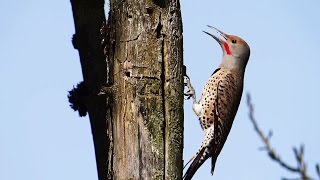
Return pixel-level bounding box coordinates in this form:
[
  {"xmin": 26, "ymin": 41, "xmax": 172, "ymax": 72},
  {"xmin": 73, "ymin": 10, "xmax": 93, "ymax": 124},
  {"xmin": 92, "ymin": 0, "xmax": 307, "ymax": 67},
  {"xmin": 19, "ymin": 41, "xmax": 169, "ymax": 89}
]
[{"xmin": 70, "ymin": 0, "xmax": 183, "ymax": 179}]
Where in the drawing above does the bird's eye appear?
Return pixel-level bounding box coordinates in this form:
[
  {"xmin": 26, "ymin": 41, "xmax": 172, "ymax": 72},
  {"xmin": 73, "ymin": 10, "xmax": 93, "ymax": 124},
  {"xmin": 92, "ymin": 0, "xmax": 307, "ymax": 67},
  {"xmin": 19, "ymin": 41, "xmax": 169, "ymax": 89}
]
[{"xmin": 231, "ymin": 39, "xmax": 237, "ymax": 44}]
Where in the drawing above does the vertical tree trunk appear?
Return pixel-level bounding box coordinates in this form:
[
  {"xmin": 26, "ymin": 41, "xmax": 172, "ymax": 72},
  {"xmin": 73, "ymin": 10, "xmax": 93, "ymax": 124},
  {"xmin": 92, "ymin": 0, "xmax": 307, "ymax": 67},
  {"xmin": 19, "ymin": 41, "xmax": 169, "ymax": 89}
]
[{"xmin": 70, "ymin": 0, "xmax": 183, "ymax": 179}]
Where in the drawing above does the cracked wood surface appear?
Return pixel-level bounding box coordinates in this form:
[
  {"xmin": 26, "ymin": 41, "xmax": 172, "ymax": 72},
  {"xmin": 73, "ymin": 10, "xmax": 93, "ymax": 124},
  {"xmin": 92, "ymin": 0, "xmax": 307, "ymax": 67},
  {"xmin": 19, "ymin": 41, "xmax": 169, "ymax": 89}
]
[{"xmin": 107, "ymin": 0, "xmax": 184, "ymax": 179}]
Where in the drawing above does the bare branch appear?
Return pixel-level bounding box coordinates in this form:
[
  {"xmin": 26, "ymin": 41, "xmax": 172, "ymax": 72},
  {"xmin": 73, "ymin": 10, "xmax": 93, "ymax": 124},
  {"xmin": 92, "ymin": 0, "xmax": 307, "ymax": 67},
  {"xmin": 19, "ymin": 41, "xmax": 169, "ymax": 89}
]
[
  {"xmin": 246, "ymin": 93, "xmax": 317, "ymax": 180},
  {"xmin": 282, "ymin": 178, "xmax": 302, "ymax": 180},
  {"xmin": 316, "ymin": 164, "xmax": 320, "ymax": 179}
]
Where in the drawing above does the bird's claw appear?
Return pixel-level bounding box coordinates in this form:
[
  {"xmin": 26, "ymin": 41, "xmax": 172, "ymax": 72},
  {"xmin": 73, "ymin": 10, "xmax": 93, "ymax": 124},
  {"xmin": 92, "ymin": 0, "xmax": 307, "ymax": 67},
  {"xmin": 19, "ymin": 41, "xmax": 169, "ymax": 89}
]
[
  {"xmin": 184, "ymin": 75, "xmax": 196, "ymax": 101},
  {"xmin": 184, "ymin": 93, "xmax": 192, "ymax": 100}
]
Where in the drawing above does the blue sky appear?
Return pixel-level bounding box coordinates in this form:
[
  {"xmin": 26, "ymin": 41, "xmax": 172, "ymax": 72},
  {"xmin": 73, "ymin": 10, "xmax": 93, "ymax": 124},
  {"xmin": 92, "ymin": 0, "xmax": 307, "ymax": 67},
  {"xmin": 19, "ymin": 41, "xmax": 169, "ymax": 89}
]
[{"xmin": 1, "ymin": 0, "xmax": 319, "ymax": 179}]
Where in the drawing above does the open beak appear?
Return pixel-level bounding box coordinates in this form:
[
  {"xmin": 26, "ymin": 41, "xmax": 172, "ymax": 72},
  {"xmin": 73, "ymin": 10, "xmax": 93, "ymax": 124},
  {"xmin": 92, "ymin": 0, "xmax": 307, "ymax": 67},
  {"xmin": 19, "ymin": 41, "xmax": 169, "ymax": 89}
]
[{"xmin": 203, "ymin": 25, "xmax": 228, "ymax": 46}]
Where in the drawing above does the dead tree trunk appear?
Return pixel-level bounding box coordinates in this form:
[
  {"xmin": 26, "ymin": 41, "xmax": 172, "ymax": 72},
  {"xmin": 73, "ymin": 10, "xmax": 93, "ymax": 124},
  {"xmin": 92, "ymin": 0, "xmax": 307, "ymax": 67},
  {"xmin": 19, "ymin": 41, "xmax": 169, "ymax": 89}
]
[{"xmin": 69, "ymin": 0, "xmax": 184, "ymax": 179}]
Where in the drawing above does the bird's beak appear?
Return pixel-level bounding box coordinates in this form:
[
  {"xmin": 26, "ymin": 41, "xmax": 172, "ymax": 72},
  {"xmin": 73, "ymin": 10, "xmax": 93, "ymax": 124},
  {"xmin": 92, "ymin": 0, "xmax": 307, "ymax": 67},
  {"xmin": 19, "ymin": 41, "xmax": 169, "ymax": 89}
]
[{"xmin": 203, "ymin": 25, "xmax": 228, "ymax": 47}]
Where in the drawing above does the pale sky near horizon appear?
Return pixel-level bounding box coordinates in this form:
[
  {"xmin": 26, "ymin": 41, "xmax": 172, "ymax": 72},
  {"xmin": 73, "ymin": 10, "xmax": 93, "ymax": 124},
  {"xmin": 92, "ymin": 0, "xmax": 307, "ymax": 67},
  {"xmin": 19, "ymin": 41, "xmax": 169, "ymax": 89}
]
[{"xmin": 1, "ymin": 0, "xmax": 320, "ymax": 180}]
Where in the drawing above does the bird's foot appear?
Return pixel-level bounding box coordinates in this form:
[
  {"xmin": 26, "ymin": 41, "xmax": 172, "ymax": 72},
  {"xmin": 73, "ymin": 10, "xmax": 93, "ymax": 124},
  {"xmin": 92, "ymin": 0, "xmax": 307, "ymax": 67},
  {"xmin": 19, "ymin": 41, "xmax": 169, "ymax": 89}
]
[{"xmin": 184, "ymin": 75, "xmax": 196, "ymax": 101}]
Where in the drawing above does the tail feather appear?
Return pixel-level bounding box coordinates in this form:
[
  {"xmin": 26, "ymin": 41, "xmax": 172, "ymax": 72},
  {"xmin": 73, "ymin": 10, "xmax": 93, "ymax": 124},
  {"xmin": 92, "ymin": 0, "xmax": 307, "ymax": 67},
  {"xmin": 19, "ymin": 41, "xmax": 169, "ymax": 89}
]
[
  {"xmin": 183, "ymin": 155, "xmax": 195, "ymax": 170},
  {"xmin": 211, "ymin": 156, "xmax": 217, "ymax": 175},
  {"xmin": 183, "ymin": 147, "xmax": 210, "ymax": 180}
]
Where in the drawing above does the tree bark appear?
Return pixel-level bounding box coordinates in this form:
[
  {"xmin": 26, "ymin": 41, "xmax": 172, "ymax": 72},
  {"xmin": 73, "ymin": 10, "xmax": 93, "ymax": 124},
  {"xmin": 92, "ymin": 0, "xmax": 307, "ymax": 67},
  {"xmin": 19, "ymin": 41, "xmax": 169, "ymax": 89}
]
[{"xmin": 70, "ymin": 0, "xmax": 183, "ymax": 179}]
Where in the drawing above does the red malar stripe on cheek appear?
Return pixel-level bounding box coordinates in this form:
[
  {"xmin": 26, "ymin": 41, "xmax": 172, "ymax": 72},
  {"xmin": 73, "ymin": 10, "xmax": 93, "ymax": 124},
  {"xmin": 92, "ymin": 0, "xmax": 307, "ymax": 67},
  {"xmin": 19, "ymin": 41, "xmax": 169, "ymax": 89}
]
[{"xmin": 223, "ymin": 42, "xmax": 232, "ymax": 55}]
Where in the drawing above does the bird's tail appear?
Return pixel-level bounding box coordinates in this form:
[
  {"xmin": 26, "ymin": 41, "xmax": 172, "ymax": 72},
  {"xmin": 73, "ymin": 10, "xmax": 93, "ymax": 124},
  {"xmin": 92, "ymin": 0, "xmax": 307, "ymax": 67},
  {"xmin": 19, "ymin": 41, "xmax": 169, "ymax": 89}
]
[{"xmin": 183, "ymin": 146, "xmax": 210, "ymax": 180}]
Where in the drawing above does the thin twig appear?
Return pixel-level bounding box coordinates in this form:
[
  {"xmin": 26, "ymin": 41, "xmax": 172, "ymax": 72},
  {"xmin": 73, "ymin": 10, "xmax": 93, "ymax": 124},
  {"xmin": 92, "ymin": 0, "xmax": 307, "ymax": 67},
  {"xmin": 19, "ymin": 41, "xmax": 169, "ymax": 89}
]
[
  {"xmin": 246, "ymin": 93, "xmax": 316, "ymax": 180},
  {"xmin": 316, "ymin": 164, "xmax": 320, "ymax": 179}
]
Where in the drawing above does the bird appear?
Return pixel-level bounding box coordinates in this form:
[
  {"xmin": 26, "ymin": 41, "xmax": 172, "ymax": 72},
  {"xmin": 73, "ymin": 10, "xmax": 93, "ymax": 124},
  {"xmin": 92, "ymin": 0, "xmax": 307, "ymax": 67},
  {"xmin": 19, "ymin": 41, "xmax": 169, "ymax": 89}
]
[{"xmin": 183, "ymin": 26, "xmax": 250, "ymax": 180}]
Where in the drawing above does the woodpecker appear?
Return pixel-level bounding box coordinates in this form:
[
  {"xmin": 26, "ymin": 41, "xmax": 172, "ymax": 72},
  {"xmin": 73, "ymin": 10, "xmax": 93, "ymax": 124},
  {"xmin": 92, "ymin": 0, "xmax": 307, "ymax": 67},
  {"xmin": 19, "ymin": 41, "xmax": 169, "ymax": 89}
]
[{"xmin": 183, "ymin": 26, "xmax": 250, "ymax": 180}]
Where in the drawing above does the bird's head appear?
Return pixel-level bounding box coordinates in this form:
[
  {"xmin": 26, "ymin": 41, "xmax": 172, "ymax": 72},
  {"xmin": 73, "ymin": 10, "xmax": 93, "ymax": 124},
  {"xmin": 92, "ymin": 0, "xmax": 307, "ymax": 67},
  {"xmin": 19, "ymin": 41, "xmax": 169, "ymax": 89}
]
[{"xmin": 204, "ymin": 26, "xmax": 250, "ymax": 71}]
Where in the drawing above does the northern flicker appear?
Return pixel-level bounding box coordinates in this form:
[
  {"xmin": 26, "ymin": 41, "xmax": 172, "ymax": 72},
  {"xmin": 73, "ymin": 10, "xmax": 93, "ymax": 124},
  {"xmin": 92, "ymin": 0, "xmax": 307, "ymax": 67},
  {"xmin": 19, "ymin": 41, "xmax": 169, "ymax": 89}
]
[{"xmin": 183, "ymin": 26, "xmax": 250, "ymax": 180}]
